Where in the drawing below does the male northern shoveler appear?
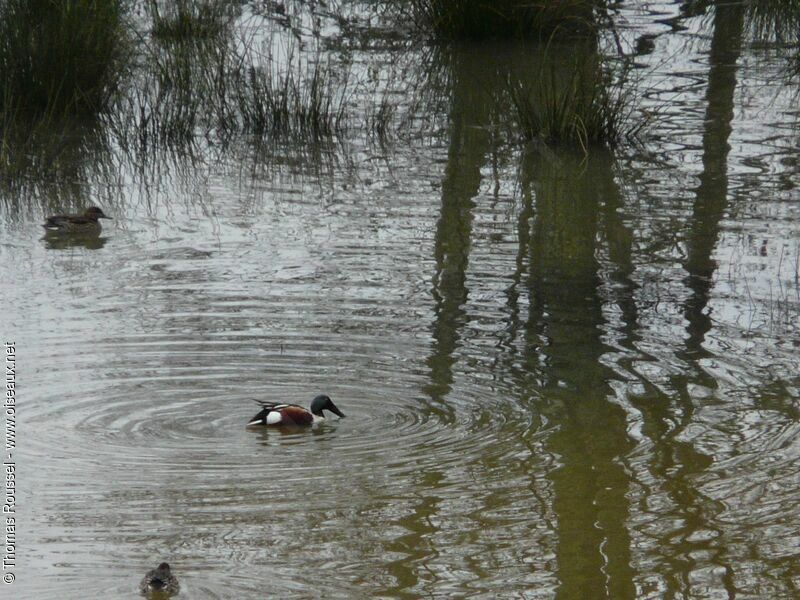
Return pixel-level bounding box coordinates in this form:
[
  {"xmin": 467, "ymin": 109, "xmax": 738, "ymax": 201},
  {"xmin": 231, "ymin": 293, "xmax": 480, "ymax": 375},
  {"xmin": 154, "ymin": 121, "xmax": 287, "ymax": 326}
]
[
  {"xmin": 139, "ymin": 562, "xmax": 180, "ymax": 597},
  {"xmin": 42, "ymin": 206, "xmax": 112, "ymax": 234},
  {"xmin": 247, "ymin": 395, "xmax": 345, "ymax": 427}
]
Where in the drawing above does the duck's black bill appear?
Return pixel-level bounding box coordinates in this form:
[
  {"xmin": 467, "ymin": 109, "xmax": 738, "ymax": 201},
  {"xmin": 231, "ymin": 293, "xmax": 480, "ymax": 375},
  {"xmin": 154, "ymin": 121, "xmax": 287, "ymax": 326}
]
[{"xmin": 331, "ymin": 405, "xmax": 346, "ymax": 418}]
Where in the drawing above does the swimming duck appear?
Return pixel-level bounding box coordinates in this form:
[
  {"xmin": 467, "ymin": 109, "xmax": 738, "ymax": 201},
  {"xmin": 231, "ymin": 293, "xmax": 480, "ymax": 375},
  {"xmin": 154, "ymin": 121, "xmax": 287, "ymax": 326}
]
[
  {"xmin": 247, "ymin": 395, "xmax": 345, "ymax": 427},
  {"xmin": 139, "ymin": 562, "xmax": 180, "ymax": 596},
  {"xmin": 42, "ymin": 206, "xmax": 112, "ymax": 234}
]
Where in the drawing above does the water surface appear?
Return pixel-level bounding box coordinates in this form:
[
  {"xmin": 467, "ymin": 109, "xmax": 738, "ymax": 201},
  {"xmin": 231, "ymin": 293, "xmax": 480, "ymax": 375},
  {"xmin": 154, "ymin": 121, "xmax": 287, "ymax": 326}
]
[{"xmin": 1, "ymin": 2, "xmax": 799, "ymax": 598}]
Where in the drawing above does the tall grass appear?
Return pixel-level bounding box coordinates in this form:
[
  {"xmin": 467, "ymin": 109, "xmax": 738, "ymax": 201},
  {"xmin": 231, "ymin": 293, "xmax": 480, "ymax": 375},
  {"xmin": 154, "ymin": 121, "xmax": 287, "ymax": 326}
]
[
  {"xmin": 0, "ymin": 111, "xmax": 116, "ymax": 203},
  {"xmin": 745, "ymin": 0, "xmax": 800, "ymax": 44},
  {"xmin": 745, "ymin": 0, "xmax": 800, "ymax": 76},
  {"xmin": 234, "ymin": 56, "xmax": 349, "ymax": 139},
  {"xmin": 0, "ymin": 0, "xmax": 129, "ymax": 116},
  {"xmin": 119, "ymin": 46, "xmax": 206, "ymax": 150},
  {"xmin": 407, "ymin": 0, "xmax": 600, "ymax": 40},
  {"xmin": 506, "ymin": 48, "xmax": 645, "ymax": 151},
  {"xmin": 115, "ymin": 25, "xmax": 351, "ymax": 151}
]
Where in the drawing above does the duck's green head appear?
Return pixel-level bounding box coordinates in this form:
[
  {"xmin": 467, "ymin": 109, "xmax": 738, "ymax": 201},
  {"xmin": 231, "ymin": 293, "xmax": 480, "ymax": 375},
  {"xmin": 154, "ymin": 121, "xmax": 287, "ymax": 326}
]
[{"xmin": 310, "ymin": 395, "xmax": 345, "ymax": 418}]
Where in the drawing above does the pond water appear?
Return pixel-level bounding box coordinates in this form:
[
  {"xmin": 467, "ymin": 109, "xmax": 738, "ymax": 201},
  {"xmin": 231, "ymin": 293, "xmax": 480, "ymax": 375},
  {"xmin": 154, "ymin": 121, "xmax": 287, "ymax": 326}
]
[{"xmin": 1, "ymin": 2, "xmax": 799, "ymax": 598}]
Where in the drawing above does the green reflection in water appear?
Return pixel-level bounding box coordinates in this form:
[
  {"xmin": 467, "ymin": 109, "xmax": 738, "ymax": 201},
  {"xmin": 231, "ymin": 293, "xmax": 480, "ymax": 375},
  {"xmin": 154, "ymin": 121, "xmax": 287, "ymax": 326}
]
[
  {"xmin": 420, "ymin": 40, "xmax": 642, "ymax": 598},
  {"xmin": 424, "ymin": 46, "xmax": 495, "ymax": 424},
  {"xmin": 656, "ymin": 3, "xmax": 743, "ymax": 597},
  {"xmin": 519, "ymin": 147, "xmax": 636, "ymax": 599},
  {"xmin": 409, "ymin": 14, "xmax": 757, "ymax": 594},
  {"xmin": 380, "ymin": 470, "xmax": 446, "ymax": 598},
  {"xmin": 391, "ymin": 45, "xmax": 496, "ymax": 596}
]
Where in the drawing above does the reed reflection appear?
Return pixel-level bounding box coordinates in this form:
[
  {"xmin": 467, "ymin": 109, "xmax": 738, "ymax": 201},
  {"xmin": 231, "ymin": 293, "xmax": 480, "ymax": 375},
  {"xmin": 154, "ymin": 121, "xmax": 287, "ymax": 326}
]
[
  {"xmin": 380, "ymin": 471, "xmax": 446, "ymax": 598},
  {"xmin": 613, "ymin": 3, "xmax": 744, "ymax": 595},
  {"xmin": 661, "ymin": 2, "xmax": 744, "ymax": 595},
  {"xmin": 1, "ymin": 116, "xmax": 119, "ymax": 218},
  {"xmin": 380, "ymin": 46, "xmax": 498, "ymax": 596},
  {"xmin": 422, "ymin": 41, "xmax": 641, "ymax": 597},
  {"xmin": 516, "ymin": 146, "xmax": 636, "ymax": 599},
  {"xmin": 424, "ymin": 46, "xmax": 499, "ymax": 421}
]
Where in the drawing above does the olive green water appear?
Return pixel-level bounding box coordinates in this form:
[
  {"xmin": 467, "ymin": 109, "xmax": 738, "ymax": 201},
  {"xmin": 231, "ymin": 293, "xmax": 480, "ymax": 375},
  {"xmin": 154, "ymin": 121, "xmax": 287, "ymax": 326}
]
[{"xmin": 1, "ymin": 2, "xmax": 800, "ymax": 599}]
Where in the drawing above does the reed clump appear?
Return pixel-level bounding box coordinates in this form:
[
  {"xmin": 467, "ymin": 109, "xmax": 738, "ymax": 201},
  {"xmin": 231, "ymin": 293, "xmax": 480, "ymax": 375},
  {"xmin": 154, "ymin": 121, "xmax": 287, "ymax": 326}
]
[
  {"xmin": 233, "ymin": 56, "xmax": 348, "ymax": 139},
  {"xmin": 745, "ymin": 0, "xmax": 800, "ymax": 75},
  {"xmin": 118, "ymin": 31, "xmax": 350, "ymax": 148},
  {"xmin": 506, "ymin": 50, "xmax": 645, "ymax": 150},
  {"xmin": 0, "ymin": 0, "xmax": 129, "ymax": 117},
  {"xmin": 745, "ymin": 0, "xmax": 800, "ymax": 44}
]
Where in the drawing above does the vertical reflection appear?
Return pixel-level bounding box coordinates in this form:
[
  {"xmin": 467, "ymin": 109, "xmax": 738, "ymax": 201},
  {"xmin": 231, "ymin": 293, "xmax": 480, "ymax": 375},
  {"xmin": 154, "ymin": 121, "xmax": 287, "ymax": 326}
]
[
  {"xmin": 665, "ymin": 2, "xmax": 745, "ymax": 596},
  {"xmin": 611, "ymin": 5, "xmax": 745, "ymax": 595},
  {"xmin": 519, "ymin": 148, "xmax": 635, "ymax": 599},
  {"xmin": 424, "ymin": 47, "xmax": 494, "ymax": 418},
  {"xmin": 684, "ymin": 1, "xmax": 744, "ymax": 350},
  {"xmin": 380, "ymin": 471, "xmax": 446, "ymax": 599},
  {"xmin": 388, "ymin": 47, "xmax": 496, "ymax": 594}
]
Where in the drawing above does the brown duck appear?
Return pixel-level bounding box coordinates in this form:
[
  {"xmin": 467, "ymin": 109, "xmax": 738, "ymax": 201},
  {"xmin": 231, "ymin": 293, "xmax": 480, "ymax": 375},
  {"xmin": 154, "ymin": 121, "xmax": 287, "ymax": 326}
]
[
  {"xmin": 139, "ymin": 562, "xmax": 180, "ymax": 596},
  {"xmin": 42, "ymin": 206, "xmax": 112, "ymax": 234}
]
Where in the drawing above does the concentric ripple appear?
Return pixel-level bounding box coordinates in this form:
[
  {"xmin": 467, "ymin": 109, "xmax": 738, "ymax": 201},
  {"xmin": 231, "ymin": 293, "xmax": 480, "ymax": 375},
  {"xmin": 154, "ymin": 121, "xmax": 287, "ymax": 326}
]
[{"xmin": 21, "ymin": 319, "xmax": 551, "ymax": 598}]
